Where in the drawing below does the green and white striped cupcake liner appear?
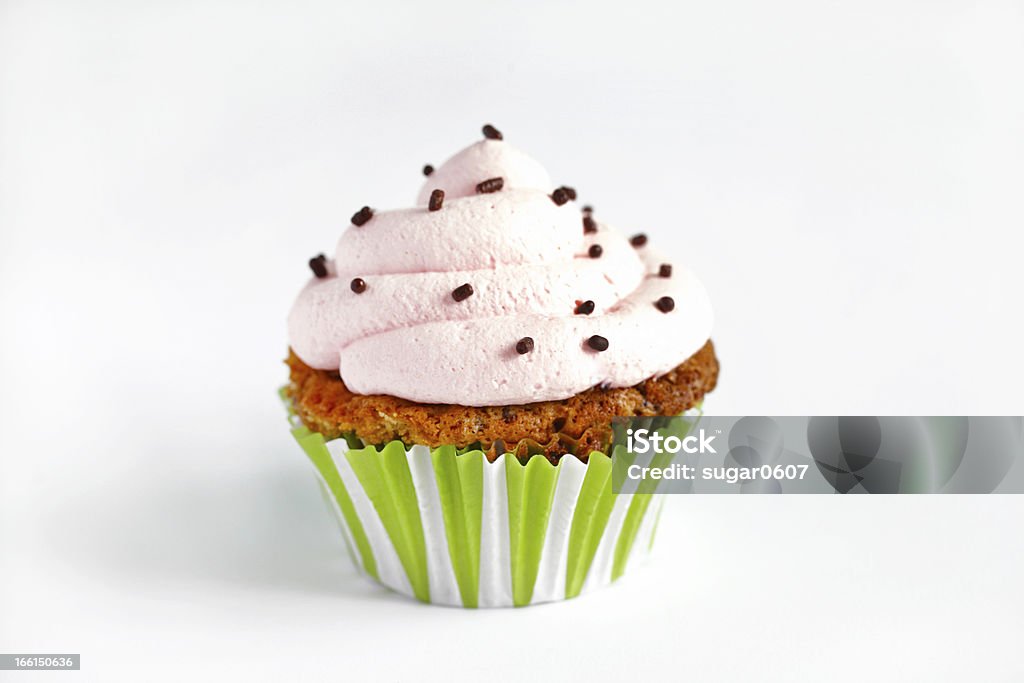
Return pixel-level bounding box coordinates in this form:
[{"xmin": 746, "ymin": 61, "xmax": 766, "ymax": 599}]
[{"xmin": 286, "ymin": 403, "xmax": 690, "ymax": 607}]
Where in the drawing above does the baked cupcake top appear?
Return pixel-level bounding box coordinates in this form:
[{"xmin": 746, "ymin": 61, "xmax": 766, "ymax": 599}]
[{"xmin": 288, "ymin": 126, "xmax": 713, "ymax": 407}]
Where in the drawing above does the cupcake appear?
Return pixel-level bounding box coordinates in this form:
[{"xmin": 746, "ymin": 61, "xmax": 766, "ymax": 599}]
[{"xmin": 284, "ymin": 124, "xmax": 718, "ymax": 607}]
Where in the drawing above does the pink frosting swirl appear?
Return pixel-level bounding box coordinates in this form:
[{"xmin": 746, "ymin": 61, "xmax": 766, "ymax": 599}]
[{"xmin": 288, "ymin": 139, "xmax": 713, "ymax": 406}]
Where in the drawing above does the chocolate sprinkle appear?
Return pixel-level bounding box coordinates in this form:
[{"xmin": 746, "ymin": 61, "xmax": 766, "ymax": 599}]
[
  {"xmin": 587, "ymin": 335, "xmax": 609, "ymax": 352},
  {"xmin": 482, "ymin": 124, "xmax": 503, "ymax": 140},
  {"xmin": 350, "ymin": 277, "xmax": 367, "ymax": 293},
  {"xmin": 655, "ymin": 296, "xmax": 675, "ymax": 312},
  {"xmin": 658, "ymin": 263, "xmax": 673, "ymax": 278},
  {"xmin": 588, "ymin": 244, "xmax": 603, "ymax": 258},
  {"xmin": 551, "ymin": 187, "xmax": 571, "ymax": 206},
  {"xmin": 452, "ymin": 283, "xmax": 474, "ymax": 302},
  {"xmin": 476, "ymin": 177, "xmax": 504, "ymax": 194},
  {"xmin": 574, "ymin": 300, "xmax": 595, "ymax": 315},
  {"xmin": 582, "ymin": 205, "xmax": 593, "ymax": 214},
  {"xmin": 351, "ymin": 206, "xmax": 373, "ymax": 226},
  {"xmin": 515, "ymin": 336, "xmax": 534, "ymax": 354},
  {"xmin": 559, "ymin": 185, "xmax": 577, "ymax": 201},
  {"xmin": 428, "ymin": 189, "xmax": 445, "ymax": 211},
  {"xmin": 308, "ymin": 254, "xmax": 328, "ymax": 278},
  {"xmin": 582, "ymin": 215, "xmax": 597, "ymax": 234},
  {"xmin": 630, "ymin": 233, "xmax": 648, "ymax": 247},
  {"xmin": 423, "ymin": 164, "xmax": 434, "ymax": 176}
]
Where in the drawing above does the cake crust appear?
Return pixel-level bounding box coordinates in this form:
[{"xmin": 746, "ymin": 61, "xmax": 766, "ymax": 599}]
[{"xmin": 286, "ymin": 340, "xmax": 718, "ymax": 462}]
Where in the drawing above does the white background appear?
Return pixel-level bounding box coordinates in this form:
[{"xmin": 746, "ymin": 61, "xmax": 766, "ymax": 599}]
[{"xmin": 2, "ymin": 1, "xmax": 1023, "ymax": 681}]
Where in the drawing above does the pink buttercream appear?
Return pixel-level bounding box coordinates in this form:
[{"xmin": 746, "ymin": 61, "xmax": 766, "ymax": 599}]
[
  {"xmin": 414, "ymin": 140, "xmax": 551, "ymax": 206},
  {"xmin": 288, "ymin": 138, "xmax": 713, "ymax": 406}
]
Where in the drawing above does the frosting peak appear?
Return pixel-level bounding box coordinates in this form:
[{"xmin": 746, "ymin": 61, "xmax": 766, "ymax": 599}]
[
  {"xmin": 415, "ymin": 140, "xmax": 551, "ymax": 206},
  {"xmin": 288, "ymin": 135, "xmax": 713, "ymax": 406}
]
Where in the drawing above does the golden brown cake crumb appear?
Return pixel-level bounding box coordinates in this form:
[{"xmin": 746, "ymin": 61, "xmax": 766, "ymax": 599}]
[{"xmin": 286, "ymin": 340, "xmax": 718, "ymax": 463}]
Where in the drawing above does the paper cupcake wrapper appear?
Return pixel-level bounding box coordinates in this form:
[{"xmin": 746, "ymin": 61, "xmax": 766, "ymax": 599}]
[{"xmin": 285, "ymin": 400, "xmax": 692, "ymax": 607}]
